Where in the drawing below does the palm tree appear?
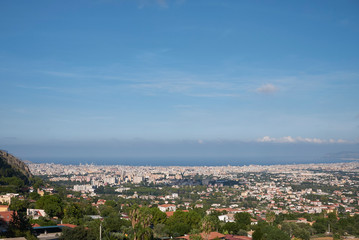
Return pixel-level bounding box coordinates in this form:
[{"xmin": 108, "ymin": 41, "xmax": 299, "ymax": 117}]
[
  {"xmin": 201, "ymin": 216, "xmax": 215, "ymax": 240},
  {"xmin": 266, "ymin": 211, "xmax": 276, "ymax": 226},
  {"xmin": 128, "ymin": 206, "xmax": 153, "ymax": 240}
]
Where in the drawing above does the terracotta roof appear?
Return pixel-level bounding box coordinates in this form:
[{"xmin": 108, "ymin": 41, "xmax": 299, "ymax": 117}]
[
  {"xmin": 159, "ymin": 204, "xmax": 176, "ymax": 207},
  {"xmin": 213, "ymin": 208, "xmax": 240, "ymax": 213},
  {"xmin": 0, "ymin": 211, "xmax": 14, "ymax": 223},
  {"xmin": 224, "ymin": 235, "xmax": 252, "ymax": 240},
  {"xmin": 166, "ymin": 210, "xmax": 189, "ymax": 217},
  {"xmin": 166, "ymin": 211, "xmax": 174, "ymax": 217},
  {"xmin": 202, "ymin": 232, "xmax": 225, "ymax": 240},
  {"xmin": 58, "ymin": 224, "xmax": 77, "ymax": 228}
]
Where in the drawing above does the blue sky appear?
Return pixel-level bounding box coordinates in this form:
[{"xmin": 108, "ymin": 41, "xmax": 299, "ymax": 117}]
[{"xmin": 0, "ymin": 0, "xmax": 358, "ymax": 162}]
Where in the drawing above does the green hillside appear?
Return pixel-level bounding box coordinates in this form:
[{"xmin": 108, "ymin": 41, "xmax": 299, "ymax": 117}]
[{"xmin": 0, "ymin": 150, "xmax": 33, "ymax": 193}]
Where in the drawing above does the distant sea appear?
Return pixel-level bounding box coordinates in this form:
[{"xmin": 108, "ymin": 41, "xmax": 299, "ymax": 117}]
[{"xmin": 28, "ymin": 156, "xmax": 357, "ymax": 166}]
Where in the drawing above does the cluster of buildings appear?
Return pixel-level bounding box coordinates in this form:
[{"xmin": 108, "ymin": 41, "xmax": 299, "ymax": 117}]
[{"xmin": 28, "ymin": 162, "xmax": 359, "ymax": 217}]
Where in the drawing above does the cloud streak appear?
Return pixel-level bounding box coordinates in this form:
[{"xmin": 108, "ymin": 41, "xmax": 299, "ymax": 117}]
[
  {"xmin": 256, "ymin": 83, "xmax": 278, "ymax": 94},
  {"xmin": 257, "ymin": 136, "xmax": 351, "ymax": 144}
]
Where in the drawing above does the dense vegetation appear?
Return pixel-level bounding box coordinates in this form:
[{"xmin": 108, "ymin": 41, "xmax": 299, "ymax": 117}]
[
  {"xmin": 5, "ymin": 187, "xmax": 359, "ymax": 240},
  {"xmin": 0, "ymin": 150, "xmax": 33, "ymax": 193}
]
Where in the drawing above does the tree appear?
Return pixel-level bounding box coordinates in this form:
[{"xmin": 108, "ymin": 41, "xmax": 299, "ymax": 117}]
[
  {"xmin": 99, "ymin": 205, "xmax": 114, "ymax": 217},
  {"xmin": 263, "ymin": 226, "xmax": 290, "ymax": 240},
  {"xmin": 60, "ymin": 226, "xmax": 97, "ymax": 240},
  {"xmin": 35, "ymin": 195, "xmax": 63, "ymax": 218},
  {"xmin": 9, "ymin": 197, "xmax": 29, "ymax": 213},
  {"xmin": 103, "ymin": 212, "xmax": 131, "ymax": 233},
  {"xmin": 166, "ymin": 211, "xmax": 192, "ymax": 236},
  {"xmin": 281, "ymin": 222, "xmax": 310, "ymax": 240},
  {"xmin": 222, "ymin": 222, "xmax": 238, "ymax": 235},
  {"xmin": 235, "ymin": 212, "xmax": 251, "ymax": 230},
  {"xmin": 30, "ymin": 176, "xmax": 44, "ymax": 190},
  {"xmin": 253, "ymin": 223, "xmax": 290, "ymax": 240},
  {"xmin": 190, "ymin": 234, "xmax": 203, "ymax": 240},
  {"xmin": 31, "ymin": 216, "xmax": 57, "ymax": 226},
  {"xmin": 201, "ymin": 216, "xmax": 216, "ymax": 240},
  {"xmin": 128, "ymin": 205, "xmax": 153, "ymax": 240},
  {"xmin": 188, "ymin": 210, "xmax": 204, "ymax": 229},
  {"xmin": 237, "ymin": 229, "xmax": 248, "ymax": 236},
  {"xmin": 29, "ymin": 191, "xmax": 40, "ymax": 201},
  {"xmin": 252, "ymin": 227, "xmax": 263, "ymax": 240},
  {"xmin": 153, "ymin": 223, "xmax": 169, "ymax": 239},
  {"xmin": 265, "ymin": 211, "xmax": 276, "ymax": 226},
  {"xmin": 150, "ymin": 207, "xmax": 167, "ymax": 225},
  {"xmin": 6, "ymin": 211, "xmax": 34, "ymax": 238},
  {"xmin": 313, "ymin": 218, "xmax": 328, "ymax": 234},
  {"xmin": 63, "ymin": 203, "xmax": 85, "ymax": 225}
]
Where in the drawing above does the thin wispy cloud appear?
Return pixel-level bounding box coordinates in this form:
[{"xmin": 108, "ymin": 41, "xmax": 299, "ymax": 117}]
[
  {"xmin": 38, "ymin": 70, "xmax": 132, "ymax": 81},
  {"xmin": 187, "ymin": 93, "xmax": 240, "ymax": 98},
  {"xmin": 36, "ymin": 67, "xmax": 359, "ymax": 99},
  {"xmin": 257, "ymin": 136, "xmax": 351, "ymax": 144},
  {"xmin": 256, "ymin": 83, "xmax": 279, "ymax": 94},
  {"xmin": 31, "ymin": 69, "xmax": 242, "ymax": 98},
  {"xmin": 16, "ymin": 84, "xmax": 58, "ymax": 91},
  {"xmin": 129, "ymin": 78, "xmax": 240, "ymax": 97}
]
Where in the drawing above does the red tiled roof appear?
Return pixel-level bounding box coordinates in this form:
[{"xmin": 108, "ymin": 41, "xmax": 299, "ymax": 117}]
[
  {"xmin": 166, "ymin": 210, "xmax": 189, "ymax": 217},
  {"xmin": 224, "ymin": 235, "xmax": 252, "ymax": 240},
  {"xmin": 0, "ymin": 211, "xmax": 14, "ymax": 223},
  {"xmin": 159, "ymin": 204, "xmax": 176, "ymax": 207},
  {"xmin": 58, "ymin": 224, "xmax": 77, "ymax": 228},
  {"xmin": 202, "ymin": 232, "xmax": 225, "ymax": 239},
  {"xmin": 166, "ymin": 211, "xmax": 174, "ymax": 217}
]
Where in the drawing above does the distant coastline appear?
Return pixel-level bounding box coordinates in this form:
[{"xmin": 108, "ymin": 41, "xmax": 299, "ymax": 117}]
[{"xmin": 27, "ymin": 155, "xmax": 359, "ymax": 167}]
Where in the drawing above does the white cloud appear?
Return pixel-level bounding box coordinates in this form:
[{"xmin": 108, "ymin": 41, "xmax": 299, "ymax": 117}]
[
  {"xmin": 279, "ymin": 136, "xmax": 296, "ymax": 143},
  {"xmin": 257, "ymin": 136, "xmax": 351, "ymax": 144},
  {"xmin": 256, "ymin": 83, "xmax": 278, "ymax": 94},
  {"xmin": 258, "ymin": 136, "xmax": 275, "ymax": 142}
]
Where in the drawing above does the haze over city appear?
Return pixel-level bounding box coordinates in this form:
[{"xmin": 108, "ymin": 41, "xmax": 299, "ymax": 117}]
[{"xmin": 1, "ymin": 0, "xmax": 358, "ymax": 164}]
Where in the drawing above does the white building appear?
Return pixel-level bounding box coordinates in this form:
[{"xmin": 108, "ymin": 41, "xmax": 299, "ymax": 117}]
[
  {"xmin": 27, "ymin": 209, "xmax": 47, "ymax": 219},
  {"xmin": 218, "ymin": 214, "xmax": 235, "ymax": 222},
  {"xmin": 133, "ymin": 176, "xmax": 143, "ymax": 184},
  {"xmin": 158, "ymin": 204, "xmax": 176, "ymax": 212},
  {"xmin": 73, "ymin": 184, "xmax": 95, "ymax": 193}
]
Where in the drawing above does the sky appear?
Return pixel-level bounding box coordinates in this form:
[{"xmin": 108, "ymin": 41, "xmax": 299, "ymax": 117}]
[{"xmin": 0, "ymin": 0, "xmax": 358, "ymax": 164}]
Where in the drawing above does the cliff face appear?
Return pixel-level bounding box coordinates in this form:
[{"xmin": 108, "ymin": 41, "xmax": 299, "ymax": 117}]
[{"xmin": 0, "ymin": 150, "xmax": 33, "ymax": 180}]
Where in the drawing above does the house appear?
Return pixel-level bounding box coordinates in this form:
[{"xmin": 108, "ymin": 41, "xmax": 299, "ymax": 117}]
[
  {"xmin": 158, "ymin": 204, "xmax": 176, "ymax": 212},
  {"xmin": 0, "ymin": 211, "xmax": 14, "ymax": 223},
  {"xmin": 0, "ymin": 205, "xmax": 9, "ymax": 212},
  {"xmin": 250, "ymin": 218, "xmax": 258, "ymax": 225},
  {"xmin": 218, "ymin": 214, "xmax": 235, "ymax": 222},
  {"xmin": 296, "ymin": 218, "xmax": 307, "ymax": 224},
  {"xmin": 0, "ymin": 193, "xmax": 19, "ymax": 204},
  {"xmin": 27, "ymin": 209, "xmax": 47, "ymax": 219}
]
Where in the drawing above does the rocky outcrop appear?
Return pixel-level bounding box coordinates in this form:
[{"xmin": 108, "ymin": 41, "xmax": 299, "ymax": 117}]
[{"xmin": 0, "ymin": 150, "xmax": 33, "ymax": 180}]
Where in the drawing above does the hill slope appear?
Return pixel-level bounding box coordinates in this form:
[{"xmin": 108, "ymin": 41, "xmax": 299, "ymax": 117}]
[{"xmin": 0, "ymin": 150, "xmax": 33, "ymax": 193}]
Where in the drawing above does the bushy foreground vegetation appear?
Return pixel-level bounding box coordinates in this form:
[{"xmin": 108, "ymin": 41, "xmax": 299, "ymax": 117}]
[{"xmin": 4, "ymin": 189, "xmax": 359, "ymax": 240}]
